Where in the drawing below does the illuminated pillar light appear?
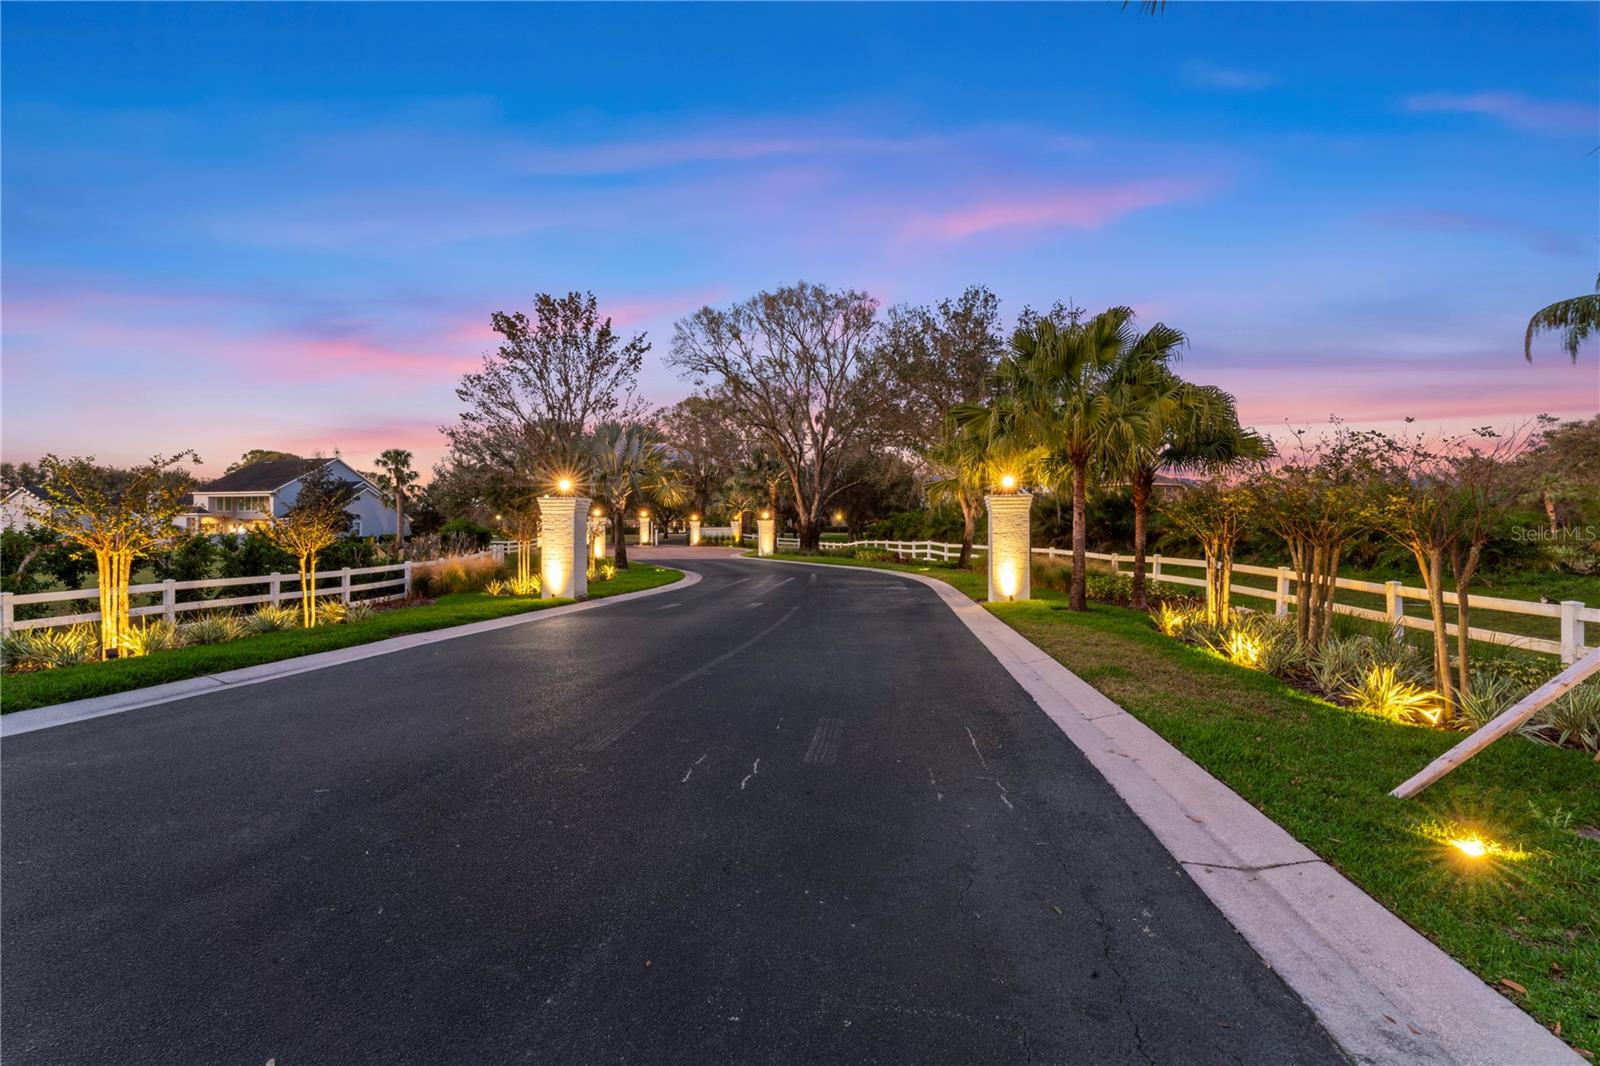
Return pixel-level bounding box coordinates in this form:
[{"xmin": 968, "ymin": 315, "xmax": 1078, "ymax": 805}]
[
  {"xmin": 689, "ymin": 515, "xmax": 702, "ymax": 546},
  {"xmin": 730, "ymin": 513, "xmax": 743, "ymax": 545},
  {"xmin": 590, "ymin": 510, "xmax": 607, "ymax": 560},
  {"xmin": 638, "ymin": 510, "xmax": 652, "ymax": 546},
  {"xmin": 985, "ymin": 491, "xmax": 1033, "ymax": 603},
  {"xmin": 756, "ymin": 514, "xmax": 777, "ymax": 557},
  {"xmin": 537, "ymin": 494, "xmax": 590, "ymax": 600}
]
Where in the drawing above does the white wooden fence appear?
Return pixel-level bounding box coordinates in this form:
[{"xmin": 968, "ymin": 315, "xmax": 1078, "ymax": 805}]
[
  {"xmin": 817, "ymin": 539, "xmax": 1595, "ymax": 663},
  {"xmin": 1, "ymin": 562, "xmax": 413, "ymax": 634}
]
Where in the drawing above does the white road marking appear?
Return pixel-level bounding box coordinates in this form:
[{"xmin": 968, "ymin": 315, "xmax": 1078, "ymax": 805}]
[
  {"xmin": 741, "ymin": 758, "xmax": 760, "ymax": 790},
  {"xmin": 997, "ymin": 781, "xmax": 1014, "ymax": 811},
  {"xmin": 656, "ymin": 603, "xmax": 682, "ymax": 610},
  {"xmin": 745, "ymin": 601, "xmax": 763, "ymax": 608},
  {"xmin": 965, "ymin": 727, "xmax": 990, "ymax": 772},
  {"xmin": 681, "ymin": 754, "xmax": 707, "ymax": 783}
]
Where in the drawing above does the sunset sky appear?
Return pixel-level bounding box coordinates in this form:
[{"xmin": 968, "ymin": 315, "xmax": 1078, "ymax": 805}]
[{"xmin": 3, "ymin": 2, "xmax": 1596, "ymax": 478}]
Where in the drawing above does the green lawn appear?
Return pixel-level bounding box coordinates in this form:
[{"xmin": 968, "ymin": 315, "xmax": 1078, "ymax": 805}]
[
  {"xmin": 1, "ymin": 565, "xmax": 683, "ymax": 714},
  {"xmin": 769, "ymin": 550, "xmax": 1599, "ymax": 1054}
]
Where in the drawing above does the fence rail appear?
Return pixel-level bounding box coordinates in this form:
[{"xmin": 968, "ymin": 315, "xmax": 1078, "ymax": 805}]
[
  {"xmin": 1, "ymin": 562, "xmax": 415, "ymax": 634},
  {"xmin": 814, "ymin": 539, "xmax": 1595, "ymax": 663}
]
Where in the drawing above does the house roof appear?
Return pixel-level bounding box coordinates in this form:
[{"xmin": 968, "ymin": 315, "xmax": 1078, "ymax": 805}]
[{"xmin": 198, "ymin": 458, "xmax": 331, "ymax": 493}]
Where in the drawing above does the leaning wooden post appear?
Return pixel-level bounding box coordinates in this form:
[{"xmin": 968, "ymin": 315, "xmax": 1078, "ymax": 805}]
[
  {"xmin": 985, "ymin": 488, "xmax": 1033, "ymax": 604},
  {"xmin": 1391, "ymin": 646, "xmax": 1600, "ymax": 798}
]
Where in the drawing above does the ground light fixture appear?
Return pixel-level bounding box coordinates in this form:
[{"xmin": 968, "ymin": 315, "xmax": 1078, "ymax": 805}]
[{"xmin": 1451, "ymin": 837, "xmax": 1489, "ymax": 859}]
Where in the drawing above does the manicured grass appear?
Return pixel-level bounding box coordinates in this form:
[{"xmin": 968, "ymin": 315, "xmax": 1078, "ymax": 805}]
[
  {"xmin": 769, "ymin": 551, "xmax": 1600, "ymax": 1054},
  {"xmin": 1, "ymin": 565, "xmax": 683, "ymax": 714}
]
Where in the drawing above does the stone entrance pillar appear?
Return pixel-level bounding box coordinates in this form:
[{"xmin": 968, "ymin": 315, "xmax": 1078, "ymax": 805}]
[
  {"xmin": 730, "ymin": 513, "xmax": 744, "ymax": 545},
  {"xmin": 689, "ymin": 515, "xmax": 702, "ymax": 546},
  {"xmin": 638, "ymin": 509, "xmax": 652, "ymax": 547},
  {"xmin": 538, "ymin": 494, "xmax": 590, "ymax": 599},
  {"xmin": 589, "ymin": 508, "xmax": 607, "ymax": 560},
  {"xmin": 756, "ymin": 512, "xmax": 777, "ymax": 557},
  {"xmin": 985, "ymin": 492, "xmax": 1033, "ymax": 603}
]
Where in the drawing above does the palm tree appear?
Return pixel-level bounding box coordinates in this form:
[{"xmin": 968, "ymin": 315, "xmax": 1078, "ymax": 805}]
[
  {"xmin": 1116, "ymin": 377, "xmax": 1270, "ymax": 609},
  {"xmin": 963, "ymin": 307, "xmax": 1172, "ymax": 611},
  {"xmin": 373, "ymin": 448, "xmax": 419, "ymax": 559},
  {"xmin": 586, "ymin": 423, "xmax": 684, "ymax": 568},
  {"xmin": 1525, "ymin": 275, "xmax": 1598, "ymax": 362}
]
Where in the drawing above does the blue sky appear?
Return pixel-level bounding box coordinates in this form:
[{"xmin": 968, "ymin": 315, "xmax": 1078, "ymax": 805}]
[{"xmin": 3, "ymin": 2, "xmax": 1596, "ymax": 475}]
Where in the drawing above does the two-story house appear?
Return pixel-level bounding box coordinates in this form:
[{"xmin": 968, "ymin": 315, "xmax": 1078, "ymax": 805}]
[{"xmin": 181, "ymin": 456, "xmax": 403, "ymax": 537}]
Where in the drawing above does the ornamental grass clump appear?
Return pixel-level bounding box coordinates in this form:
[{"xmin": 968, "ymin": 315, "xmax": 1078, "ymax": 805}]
[
  {"xmin": 181, "ymin": 614, "xmax": 244, "ymax": 646},
  {"xmin": 1343, "ymin": 665, "xmax": 1444, "ymax": 726},
  {"xmin": 412, "ymin": 554, "xmax": 506, "ymax": 597},
  {"xmin": 246, "ymin": 604, "xmax": 301, "ymax": 633},
  {"xmin": 1, "ymin": 624, "xmax": 101, "ymax": 673},
  {"xmin": 117, "ymin": 619, "xmax": 184, "ymax": 657}
]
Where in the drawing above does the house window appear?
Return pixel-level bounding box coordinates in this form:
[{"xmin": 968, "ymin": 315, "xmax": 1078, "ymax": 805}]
[
  {"xmin": 349, "ymin": 516, "xmax": 362, "ymax": 536},
  {"xmin": 213, "ymin": 495, "xmax": 270, "ymax": 514}
]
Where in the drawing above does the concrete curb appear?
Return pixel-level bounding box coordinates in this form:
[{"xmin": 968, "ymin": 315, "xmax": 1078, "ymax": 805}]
[
  {"xmin": 1, "ymin": 567, "xmax": 700, "ymax": 738},
  {"xmin": 748, "ymin": 555, "xmax": 1578, "ymax": 1066}
]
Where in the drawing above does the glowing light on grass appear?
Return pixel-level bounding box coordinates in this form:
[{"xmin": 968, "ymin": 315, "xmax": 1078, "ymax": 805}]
[
  {"xmin": 1416, "ymin": 818, "xmax": 1529, "ymax": 866},
  {"xmin": 1451, "ymin": 837, "xmax": 1488, "ymax": 859},
  {"xmin": 996, "ymin": 562, "xmax": 1020, "ymax": 600}
]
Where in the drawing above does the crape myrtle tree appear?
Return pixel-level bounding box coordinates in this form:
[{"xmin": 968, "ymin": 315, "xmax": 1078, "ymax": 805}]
[
  {"xmin": 264, "ymin": 461, "xmax": 357, "ymax": 628},
  {"xmin": 671, "ymin": 283, "xmax": 886, "ymax": 551},
  {"xmin": 31, "ymin": 452, "xmax": 200, "ymax": 658},
  {"xmin": 1250, "ymin": 424, "xmax": 1380, "ymax": 650},
  {"xmin": 1162, "ymin": 478, "xmax": 1254, "ymax": 627}
]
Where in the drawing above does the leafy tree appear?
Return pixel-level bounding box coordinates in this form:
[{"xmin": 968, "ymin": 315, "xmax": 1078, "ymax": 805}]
[
  {"xmin": 448, "ymin": 291, "xmax": 649, "ymax": 474},
  {"xmin": 150, "ymin": 532, "xmax": 219, "ymax": 603},
  {"xmin": 1525, "ymin": 274, "xmax": 1598, "ymax": 362},
  {"xmin": 263, "ymin": 462, "xmax": 357, "ymax": 627},
  {"xmin": 225, "ymin": 449, "xmax": 302, "ymax": 473},
  {"xmin": 876, "ymin": 285, "xmax": 1005, "ymax": 451},
  {"xmin": 0, "ymin": 460, "xmax": 42, "ymax": 491},
  {"xmin": 30, "ymin": 452, "xmax": 200, "ymax": 657},
  {"xmin": 658, "ymin": 393, "xmax": 744, "ymax": 516},
  {"xmin": 671, "ymin": 283, "xmax": 885, "ymax": 550},
  {"xmin": 1515, "ymin": 415, "xmax": 1600, "ymax": 533},
  {"xmin": 372, "ymin": 448, "xmax": 420, "ymax": 558}
]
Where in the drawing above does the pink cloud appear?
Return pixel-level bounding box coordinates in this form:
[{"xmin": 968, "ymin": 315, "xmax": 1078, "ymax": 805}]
[
  {"xmin": 1403, "ymin": 91, "xmax": 1598, "ymax": 134},
  {"xmin": 900, "ymin": 179, "xmax": 1210, "ymax": 241}
]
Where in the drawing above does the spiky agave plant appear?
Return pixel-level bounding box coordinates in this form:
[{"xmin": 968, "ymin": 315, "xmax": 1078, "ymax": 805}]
[{"xmin": 1343, "ymin": 665, "xmax": 1443, "ymax": 726}]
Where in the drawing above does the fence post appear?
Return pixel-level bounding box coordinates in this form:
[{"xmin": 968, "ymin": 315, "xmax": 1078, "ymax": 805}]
[
  {"xmin": 1385, "ymin": 581, "xmax": 1405, "ymax": 629},
  {"xmin": 162, "ymin": 579, "xmax": 177, "ymax": 623},
  {"xmin": 403, "ymin": 561, "xmax": 413, "ymax": 598},
  {"xmin": 340, "ymin": 568, "xmax": 352, "ymax": 604},
  {"xmin": 0, "ymin": 591, "xmax": 12, "ymax": 636},
  {"xmin": 1109, "ymin": 552, "xmax": 1120, "ymax": 576},
  {"xmin": 1274, "ymin": 566, "xmax": 1292, "ymax": 618},
  {"xmin": 270, "ymin": 572, "xmax": 283, "ymax": 606},
  {"xmin": 1151, "ymin": 554, "xmax": 1162, "ymax": 581},
  {"xmin": 1560, "ymin": 601, "xmax": 1585, "ymax": 665}
]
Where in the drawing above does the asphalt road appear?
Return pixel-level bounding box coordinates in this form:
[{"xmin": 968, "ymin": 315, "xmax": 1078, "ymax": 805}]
[{"xmin": 2, "ymin": 550, "xmax": 1344, "ymax": 1065}]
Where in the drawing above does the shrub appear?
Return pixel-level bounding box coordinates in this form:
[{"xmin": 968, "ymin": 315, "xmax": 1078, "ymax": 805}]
[
  {"xmin": 181, "ymin": 614, "xmax": 244, "ymax": 646},
  {"xmin": 438, "ymin": 518, "xmax": 493, "ymax": 550},
  {"xmin": 1, "ymin": 624, "xmax": 101, "ymax": 673},
  {"xmin": 118, "ymin": 619, "xmax": 184, "ymax": 657},
  {"xmin": 1343, "ymin": 665, "xmax": 1444, "ymax": 726},
  {"xmin": 1202, "ymin": 613, "xmax": 1303, "ymax": 675},
  {"xmin": 1524, "ymin": 682, "xmax": 1600, "ymax": 753},
  {"xmin": 1081, "ymin": 573, "xmax": 1187, "ymax": 607},
  {"xmin": 246, "ymin": 604, "xmax": 302, "ymax": 633},
  {"xmin": 485, "ymin": 575, "xmax": 539, "ymax": 597},
  {"xmin": 345, "ymin": 600, "xmax": 376, "ymax": 623},
  {"xmin": 595, "ymin": 560, "xmax": 618, "ymax": 581}
]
